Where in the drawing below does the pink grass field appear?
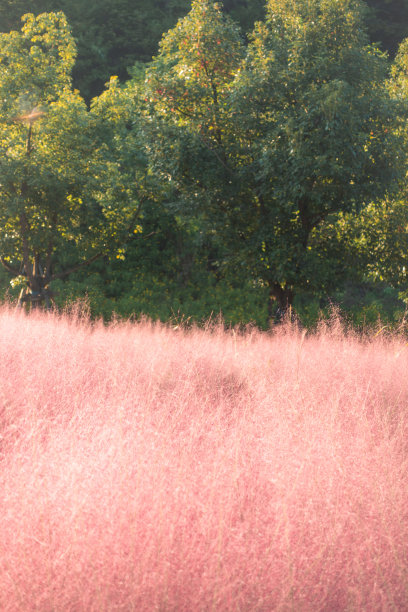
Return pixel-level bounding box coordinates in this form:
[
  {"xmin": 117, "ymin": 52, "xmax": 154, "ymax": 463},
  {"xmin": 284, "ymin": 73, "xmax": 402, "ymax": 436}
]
[{"xmin": 1, "ymin": 307, "xmax": 408, "ymax": 611}]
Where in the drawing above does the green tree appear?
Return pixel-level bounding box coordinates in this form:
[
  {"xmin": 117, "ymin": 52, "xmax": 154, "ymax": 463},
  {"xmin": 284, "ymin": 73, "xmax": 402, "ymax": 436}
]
[
  {"xmin": 143, "ymin": 0, "xmax": 245, "ymax": 288},
  {"xmin": 145, "ymin": 0, "xmax": 245, "ymax": 129},
  {"xmin": 1, "ymin": 0, "xmax": 406, "ymax": 101},
  {"xmin": 0, "ymin": 0, "xmax": 264, "ymax": 101},
  {"xmin": 0, "ymin": 13, "xmax": 144, "ymax": 308},
  {"xmin": 146, "ymin": 0, "xmax": 404, "ymax": 319},
  {"xmin": 234, "ymin": 0, "xmax": 405, "ymax": 315},
  {"xmin": 322, "ymin": 34, "xmax": 408, "ymax": 305}
]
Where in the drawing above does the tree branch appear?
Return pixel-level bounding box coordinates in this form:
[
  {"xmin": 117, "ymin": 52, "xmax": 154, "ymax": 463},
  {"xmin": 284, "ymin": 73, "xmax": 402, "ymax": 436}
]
[
  {"xmin": 51, "ymin": 252, "xmax": 103, "ymax": 281},
  {"xmin": 0, "ymin": 257, "xmax": 20, "ymax": 276},
  {"xmin": 19, "ymin": 211, "xmax": 34, "ymax": 286}
]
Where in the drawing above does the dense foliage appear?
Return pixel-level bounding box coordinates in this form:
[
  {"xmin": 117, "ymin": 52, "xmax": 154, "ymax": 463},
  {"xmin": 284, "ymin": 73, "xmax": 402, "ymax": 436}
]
[
  {"xmin": 0, "ymin": 0, "xmax": 407, "ymax": 324},
  {"xmin": 0, "ymin": 13, "xmax": 147, "ymax": 307},
  {"xmin": 0, "ymin": 0, "xmax": 406, "ymax": 99}
]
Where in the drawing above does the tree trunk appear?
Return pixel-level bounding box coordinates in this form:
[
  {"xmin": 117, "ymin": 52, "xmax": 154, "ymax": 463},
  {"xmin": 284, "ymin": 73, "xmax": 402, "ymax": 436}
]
[
  {"xmin": 17, "ymin": 255, "xmax": 54, "ymax": 311},
  {"xmin": 268, "ymin": 283, "xmax": 294, "ymax": 324}
]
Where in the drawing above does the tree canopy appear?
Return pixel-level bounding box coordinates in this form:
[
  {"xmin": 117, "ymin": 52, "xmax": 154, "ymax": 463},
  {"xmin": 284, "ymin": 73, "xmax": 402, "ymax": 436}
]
[
  {"xmin": 0, "ymin": 13, "xmax": 145, "ymax": 307},
  {"xmin": 0, "ymin": 0, "xmax": 407, "ymax": 324},
  {"xmin": 0, "ymin": 0, "xmax": 406, "ymax": 99},
  {"xmin": 143, "ymin": 0, "xmax": 406, "ymax": 317}
]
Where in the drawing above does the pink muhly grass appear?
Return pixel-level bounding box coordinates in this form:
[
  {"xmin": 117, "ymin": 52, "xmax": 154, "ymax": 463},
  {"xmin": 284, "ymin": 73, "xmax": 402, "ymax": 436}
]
[{"xmin": 0, "ymin": 306, "xmax": 408, "ymax": 611}]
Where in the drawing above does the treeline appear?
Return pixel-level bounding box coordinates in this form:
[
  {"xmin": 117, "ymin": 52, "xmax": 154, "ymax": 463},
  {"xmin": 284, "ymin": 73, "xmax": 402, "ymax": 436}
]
[
  {"xmin": 0, "ymin": 0, "xmax": 408, "ymax": 327},
  {"xmin": 0, "ymin": 0, "xmax": 407, "ymax": 101}
]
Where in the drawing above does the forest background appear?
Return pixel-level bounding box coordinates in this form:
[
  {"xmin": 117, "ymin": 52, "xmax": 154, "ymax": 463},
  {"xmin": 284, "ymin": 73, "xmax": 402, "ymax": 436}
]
[{"xmin": 0, "ymin": 0, "xmax": 408, "ymax": 327}]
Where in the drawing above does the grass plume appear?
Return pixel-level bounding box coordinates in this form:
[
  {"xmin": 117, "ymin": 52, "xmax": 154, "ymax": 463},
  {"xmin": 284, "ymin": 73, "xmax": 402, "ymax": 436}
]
[{"xmin": 1, "ymin": 307, "xmax": 408, "ymax": 610}]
